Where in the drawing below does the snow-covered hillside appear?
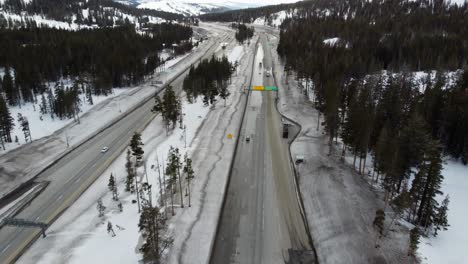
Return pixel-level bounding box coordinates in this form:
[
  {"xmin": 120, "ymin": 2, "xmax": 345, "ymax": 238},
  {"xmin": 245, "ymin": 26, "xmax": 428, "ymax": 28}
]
[
  {"xmin": 134, "ymin": 0, "xmax": 299, "ymax": 16},
  {"xmin": 137, "ymin": 0, "xmax": 227, "ymax": 16}
]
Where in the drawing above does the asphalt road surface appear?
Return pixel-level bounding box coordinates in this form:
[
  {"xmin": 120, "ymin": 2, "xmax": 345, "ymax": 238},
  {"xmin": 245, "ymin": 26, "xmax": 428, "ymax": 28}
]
[
  {"xmin": 210, "ymin": 34, "xmax": 315, "ymax": 264},
  {"xmin": 0, "ymin": 30, "xmax": 234, "ymax": 264}
]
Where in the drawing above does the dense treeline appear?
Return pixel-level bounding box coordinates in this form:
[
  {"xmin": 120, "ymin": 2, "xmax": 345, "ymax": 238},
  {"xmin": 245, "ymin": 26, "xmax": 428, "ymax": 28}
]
[
  {"xmin": 0, "ymin": 23, "xmax": 193, "ymax": 144},
  {"xmin": 0, "ymin": 0, "xmax": 183, "ymax": 26},
  {"xmin": 232, "ymin": 23, "xmax": 254, "ymax": 44},
  {"xmin": 183, "ymin": 56, "xmax": 234, "ymax": 106},
  {"xmin": 275, "ymin": 0, "xmax": 468, "ymax": 232},
  {"xmin": 0, "ymin": 23, "xmax": 192, "ymax": 103}
]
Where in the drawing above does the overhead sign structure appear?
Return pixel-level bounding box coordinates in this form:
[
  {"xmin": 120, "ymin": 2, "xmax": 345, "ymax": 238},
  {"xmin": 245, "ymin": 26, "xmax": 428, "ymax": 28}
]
[{"xmin": 252, "ymin": 86, "xmax": 277, "ymax": 91}]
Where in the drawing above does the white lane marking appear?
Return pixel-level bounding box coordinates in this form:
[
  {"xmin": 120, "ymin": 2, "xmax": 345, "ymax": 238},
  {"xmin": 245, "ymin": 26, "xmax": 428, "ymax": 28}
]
[{"xmin": 1, "ymin": 244, "xmax": 11, "ymax": 253}]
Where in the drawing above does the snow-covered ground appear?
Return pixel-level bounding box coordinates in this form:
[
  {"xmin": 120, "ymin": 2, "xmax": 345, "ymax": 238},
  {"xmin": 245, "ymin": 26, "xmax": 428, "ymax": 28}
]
[
  {"xmin": 17, "ymin": 30, "xmax": 256, "ymax": 264},
  {"xmin": 0, "ymin": 28, "xmax": 222, "ymax": 199},
  {"xmin": 4, "ymin": 89, "xmax": 125, "ymax": 153},
  {"xmin": 17, "ymin": 96, "xmax": 210, "ymax": 264},
  {"xmin": 253, "ymin": 10, "xmax": 293, "ymax": 27},
  {"xmin": 0, "ymin": 8, "xmax": 164, "ymax": 30},
  {"xmin": 419, "ymin": 159, "xmax": 468, "ymax": 264},
  {"xmin": 0, "ymin": 12, "xmax": 97, "ymax": 30}
]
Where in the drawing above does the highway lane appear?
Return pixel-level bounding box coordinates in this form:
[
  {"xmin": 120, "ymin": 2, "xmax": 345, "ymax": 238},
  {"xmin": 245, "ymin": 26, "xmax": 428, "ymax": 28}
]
[
  {"xmin": 0, "ymin": 28, "xmax": 235, "ymax": 264},
  {"xmin": 210, "ymin": 34, "xmax": 314, "ymax": 264}
]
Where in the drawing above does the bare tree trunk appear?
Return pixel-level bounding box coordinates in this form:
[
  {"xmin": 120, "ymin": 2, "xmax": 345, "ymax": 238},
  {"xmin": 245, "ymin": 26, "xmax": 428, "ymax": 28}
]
[
  {"xmin": 187, "ymin": 176, "xmax": 192, "ymax": 207},
  {"xmin": 341, "ymin": 144, "xmax": 346, "ymax": 160},
  {"xmin": 177, "ymin": 165, "xmax": 184, "ymax": 208},
  {"xmin": 170, "ymin": 181, "xmax": 175, "ymax": 216},
  {"xmin": 353, "ymin": 151, "xmax": 357, "ymax": 169},
  {"xmin": 316, "ymin": 112, "xmax": 320, "ymax": 131},
  {"xmin": 156, "ymin": 156, "xmax": 163, "ymax": 208},
  {"xmin": 358, "ymin": 154, "xmax": 363, "ymax": 174},
  {"xmin": 362, "ymin": 153, "xmax": 367, "ymax": 175}
]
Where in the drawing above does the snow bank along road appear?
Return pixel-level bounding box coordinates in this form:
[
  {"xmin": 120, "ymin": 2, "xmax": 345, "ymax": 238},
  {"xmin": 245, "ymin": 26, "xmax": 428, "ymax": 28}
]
[
  {"xmin": 210, "ymin": 33, "xmax": 316, "ymax": 264},
  {"xmin": 0, "ymin": 25, "xmax": 234, "ymax": 264}
]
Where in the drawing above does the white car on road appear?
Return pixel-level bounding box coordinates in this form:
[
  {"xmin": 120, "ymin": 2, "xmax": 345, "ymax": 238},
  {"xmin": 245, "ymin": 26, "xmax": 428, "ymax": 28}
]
[{"xmin": 101, "ymin": 147, "xmax": 109, "ymax": 153}]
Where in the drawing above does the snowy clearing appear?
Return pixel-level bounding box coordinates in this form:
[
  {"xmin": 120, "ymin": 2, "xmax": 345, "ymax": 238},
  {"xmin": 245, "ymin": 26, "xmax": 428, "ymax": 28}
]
[
  {"xmin": 253, "ymin": 10, "xmax": 293, "ymax": 27},
  {"xmin": 4, "ymin": 89, "xmax": 125, "ymax": 153},
  {"xmin": 419, "ymin": 159, "xmax": 468, "ymax": 264}
]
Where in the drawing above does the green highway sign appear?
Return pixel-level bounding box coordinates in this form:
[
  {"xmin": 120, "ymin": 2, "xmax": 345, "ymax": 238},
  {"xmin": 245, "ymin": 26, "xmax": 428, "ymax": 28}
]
[{"xmin": 265, "ymin": 86, "xmax": 278, "ymax": 91}]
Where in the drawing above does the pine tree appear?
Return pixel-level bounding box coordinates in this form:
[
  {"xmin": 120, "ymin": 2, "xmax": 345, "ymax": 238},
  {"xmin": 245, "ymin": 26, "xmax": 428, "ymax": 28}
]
[
  {"xmin": 125, "ymin": 149, "xmax": 135, "ymax": 192},
  {"xmin": 40, "ymin": 94, "xmax": 48, "ymax": 115},
  {"xmin": 218, "ymin": 80, "xmax": 230, "ymax": 107},
  {"xmin": 17, "ymin": 113, "xmax": 32, "ymax": 143},
  {"xmin": 0, "ymin": 95, "xmax": 15, "ymax": 142},
  {"xmin": 183, "ymin": 153, "xmax": 195, "ymax": 207},
  {"xmin": 97, "ymin": 198, "xmax": 106, "ymax": 217},
  {"xmin": 47, "ymin": 88, "xmax": 55, "ymax": 120},
  {"xmin": 433, "ymin": 195, "xmax": 450, "ymax": 236},
  {"xmin": 2, "ymin": 67, "xmax": 17, "ymax": 106},
  {"xmin": 107, "ymin": 221, "xmax": 116, "ymax": 237},
  {"xmin": 108, "ymin": 173, "xmax": 118, "ymax": 201},
  {"xmin": 139, "ymin": 205, "xmax": 173, "ymax": 262},
  {"xmin": 408, "ymin": 227, "xmax": 420, "ymax": 256},
  {"xmin": 416, "ymin": 140, "xmax": 444, "ymax": 227},
  {"xmin": 165, "ymin": 147, "xmax": 178, "ymax": 215},
  {"xmin": 86, "ymin": 86, "xmax": 94, "ymax": 105},
  {"xmin": 153, "ymin": 86, "xmax": 181, "ymax": 130},
  {"xmin": 130, "ymin": 132, "xmax": 144, "ymax": 166}
]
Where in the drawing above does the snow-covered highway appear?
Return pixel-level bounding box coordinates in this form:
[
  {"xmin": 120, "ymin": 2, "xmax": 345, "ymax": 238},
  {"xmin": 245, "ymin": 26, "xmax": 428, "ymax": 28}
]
[{"xmin": 210, "ymin": 33, "xmax": 316, "ymax": 264}]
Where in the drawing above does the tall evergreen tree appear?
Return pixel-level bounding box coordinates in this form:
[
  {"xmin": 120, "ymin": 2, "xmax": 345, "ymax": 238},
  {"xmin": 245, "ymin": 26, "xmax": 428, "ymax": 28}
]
[
  {"xmin": 183, "ymin": 153, "xmax": 195, "ymax": 207},
  {"xmin": 0, "ymin": 95, "xmax": 14, "ymax": 142},
  {"xmin": 3, "ymin": 67, "xmax": 17, "ymax": 106},
  {"xmin": 130, "ymin": 132, "xmax": 144, "ymax": 166},
  {"xmin": 125, "ymin": 149, "xmax": 135, "ymax": 192},
  {"xmin": 433, "ymin": 195, "xmax": 450, "ymax": 236},
  {"xmin": 138, "ymin": 205, "xmax": 173, "ymax": 263}
]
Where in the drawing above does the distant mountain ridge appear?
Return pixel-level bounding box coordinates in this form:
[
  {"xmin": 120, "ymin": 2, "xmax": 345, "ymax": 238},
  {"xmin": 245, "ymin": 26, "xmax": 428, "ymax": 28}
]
[
  {"xmin": 0, "ymin": 0, "xmax": 183, "ymax": 29},
  {"xmin": 118, "ymin": 0, "xmax": 267, "ymax": 16}
]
